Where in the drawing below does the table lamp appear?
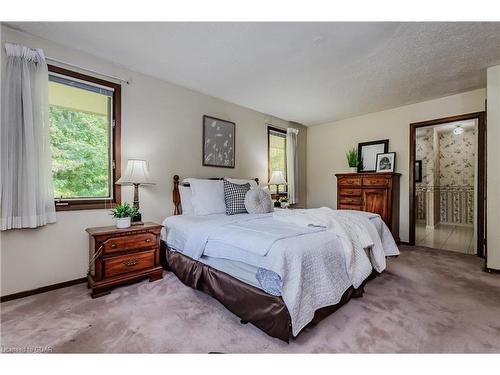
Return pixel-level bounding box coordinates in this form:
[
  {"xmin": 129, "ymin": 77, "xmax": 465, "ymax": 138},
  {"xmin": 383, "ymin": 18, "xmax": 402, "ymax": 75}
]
[
  {"xmin": 116, "ymin": 159, "xmax": 154, "ymax": 224},
  {"xmin": 269, "ymin": 170, "xmax": 287, "ymax": 207}
]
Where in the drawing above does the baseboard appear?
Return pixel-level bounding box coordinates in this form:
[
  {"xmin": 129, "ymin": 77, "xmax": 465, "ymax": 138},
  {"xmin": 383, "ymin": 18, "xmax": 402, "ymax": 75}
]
[
  {"xmin": 1, "ymin": 277, "xmax": 87, "ymax": 303},
  {"xmin": 399, "ymin": 241, "xmax": 411, "ymax": 246},
  {"xmin": 484, "ymin": 267, "xmax": 500, "ymax": 274}
]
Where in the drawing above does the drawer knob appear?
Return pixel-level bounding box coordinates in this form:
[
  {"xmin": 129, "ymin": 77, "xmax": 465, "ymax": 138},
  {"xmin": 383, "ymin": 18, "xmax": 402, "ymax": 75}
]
[
  {"xmin": 111, "ymin": 243, "xmax": 117, "ymax": 248},
  {"xmin": 123, "ymin": 258, "xmax": 138, "ymax": 267},
  {"xmin": 145, "ymin": 238, "xmax": 151, "ymax": 243}
]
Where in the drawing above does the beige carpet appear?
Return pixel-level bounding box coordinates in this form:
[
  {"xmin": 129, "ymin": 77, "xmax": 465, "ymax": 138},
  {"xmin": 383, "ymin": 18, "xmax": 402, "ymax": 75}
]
[{"xmin": 1, "ymin": 245, "xmax": 500, "ymax": 353}]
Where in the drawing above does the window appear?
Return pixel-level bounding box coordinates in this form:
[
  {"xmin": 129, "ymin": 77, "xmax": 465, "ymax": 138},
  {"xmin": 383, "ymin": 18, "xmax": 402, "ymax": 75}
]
[
  {"xmin": 267, "ymin": 126, "xmax": 287, "ymax": 195},
  {"xmin": 48, "ymin": 65, "xmax": 121, "ymax": 210}
]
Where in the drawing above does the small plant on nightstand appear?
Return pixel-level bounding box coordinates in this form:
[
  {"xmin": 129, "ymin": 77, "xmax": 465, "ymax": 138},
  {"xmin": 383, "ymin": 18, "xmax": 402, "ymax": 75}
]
[
  {"xmin": 346, "ymin": 148, "xmax": 361, "ymax": 173},
  {"xmin": 110, "ymin": 203, "xmax": 138, "ymax": 229},
  {"xmin": 279, "ymin": 196, "xmax": 289, "ymax": 209}
]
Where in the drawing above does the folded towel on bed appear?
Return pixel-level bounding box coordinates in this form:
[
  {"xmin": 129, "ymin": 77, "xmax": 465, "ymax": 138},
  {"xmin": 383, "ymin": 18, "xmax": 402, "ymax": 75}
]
[{"xmin": 208, "ymin": 217, "xmax": 325, "ymax": 257}]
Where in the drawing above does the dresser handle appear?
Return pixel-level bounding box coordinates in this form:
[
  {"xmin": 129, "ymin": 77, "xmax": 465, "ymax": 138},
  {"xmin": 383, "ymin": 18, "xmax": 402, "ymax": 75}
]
[
  {"xmin": 123, "ymin": 258, "xmax": 138, "ymax": 267},
  {"xmin": 111, "ymin": 243, "xmax": 117, "ymax": 249},
  {"xmin": 145, "ymin": 239, "xmax": 151, "ymax": 243}
]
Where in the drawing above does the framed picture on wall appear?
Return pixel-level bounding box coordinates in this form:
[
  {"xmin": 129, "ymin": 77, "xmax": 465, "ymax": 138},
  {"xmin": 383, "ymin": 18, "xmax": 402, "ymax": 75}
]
[
  {"xmin": 415, "ymin": 160, "xmax": 423, "ymax": 182},
  {"xmin": 376, "ymin": 152, "xmax": 396, "ymax": 172},
  {"xmin": 202, "ymin": 115, "xmax": 235, "ymax": 168},
  {"xmin": 357, "ymin": 139, "xmax": 389, "ymax": 172}
]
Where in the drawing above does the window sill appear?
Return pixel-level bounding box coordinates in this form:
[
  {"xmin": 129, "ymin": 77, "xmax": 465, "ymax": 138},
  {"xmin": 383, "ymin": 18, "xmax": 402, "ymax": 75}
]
[{"xmin": 55, "ymin": 200, "xmax": 119, "ymax": 211}]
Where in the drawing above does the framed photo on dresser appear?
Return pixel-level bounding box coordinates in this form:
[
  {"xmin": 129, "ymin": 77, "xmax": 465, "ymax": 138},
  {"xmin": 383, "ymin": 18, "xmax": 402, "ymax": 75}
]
[
  {"xmin": 357, "ymin": 139, "xmax": 389, "ymax": 172},
  {"xmin": 376, "ymin": 152, "xmax": 396, "ymax": 172}
]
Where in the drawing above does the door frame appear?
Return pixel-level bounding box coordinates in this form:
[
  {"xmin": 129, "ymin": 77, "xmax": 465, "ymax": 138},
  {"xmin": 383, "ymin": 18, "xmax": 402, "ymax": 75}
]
[{"xmin": 409, "ymin": 112, "xmax": 486, "ymax": 259}]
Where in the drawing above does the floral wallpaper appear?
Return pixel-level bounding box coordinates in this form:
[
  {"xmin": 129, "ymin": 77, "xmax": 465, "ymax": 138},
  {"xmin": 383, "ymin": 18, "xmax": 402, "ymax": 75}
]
[
  {"xmin": 415, "ymin": 126, "xmax": 476, "ymax": 226},
  {"xmin": 416, "ymin": 127, "xmax": 476, "ymax": 187},
  {"xmin": 439, "ymin": 129, "xmax": 475, "ymax": 187},
  {"xmin": 415, "ymin": 128, "xmax": 434, "ymax": 186}
]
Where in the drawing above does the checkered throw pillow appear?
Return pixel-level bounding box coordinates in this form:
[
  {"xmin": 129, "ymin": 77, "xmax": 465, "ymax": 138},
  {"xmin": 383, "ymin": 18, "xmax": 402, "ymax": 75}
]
[{"xmin": 223, "ymin": 180, "xmax": 251, "ymax": 215}]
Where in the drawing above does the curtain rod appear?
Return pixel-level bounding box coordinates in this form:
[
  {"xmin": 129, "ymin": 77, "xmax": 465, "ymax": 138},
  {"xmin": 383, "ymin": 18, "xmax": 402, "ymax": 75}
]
[{"xmin": 46, "ymin": 57, "xmax": 130, "ymax": 85}]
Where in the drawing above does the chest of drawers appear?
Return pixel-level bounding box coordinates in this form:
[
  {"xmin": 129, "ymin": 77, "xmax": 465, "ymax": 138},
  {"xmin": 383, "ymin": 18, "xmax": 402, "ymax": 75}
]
[{"xmin": 336, "ymin": 172, "xmax": 401, "ymax": 243}]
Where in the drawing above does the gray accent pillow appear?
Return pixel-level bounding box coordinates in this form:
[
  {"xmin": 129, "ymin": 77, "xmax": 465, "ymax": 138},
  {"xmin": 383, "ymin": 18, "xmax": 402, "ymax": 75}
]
[{"xmin": 244, "ymin": 188, "xmax": 274, "ymax": 214}]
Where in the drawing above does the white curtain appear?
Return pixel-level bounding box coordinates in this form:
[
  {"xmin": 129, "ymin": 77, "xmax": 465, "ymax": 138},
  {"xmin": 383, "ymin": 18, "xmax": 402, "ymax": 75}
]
[
  {"xmin": 286, "ymin": 128, "xmax": 299, "ymax": 205},
  {"xmin": 1, "ymin": 43, "xmax": 56, "ymax": 230}
]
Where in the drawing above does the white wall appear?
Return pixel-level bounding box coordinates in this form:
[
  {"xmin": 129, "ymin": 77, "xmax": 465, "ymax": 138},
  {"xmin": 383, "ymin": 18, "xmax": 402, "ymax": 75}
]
[
  {"xmin": 307, "ymin": 89, "xmax": 486, "ymax": 243},
  {"xmin": 0, "ymin": 26, "xmax": 307, "ymax": 296},
  {"xmin": 487, "ymin": 65, "xmax": 500, "ymax": 270}
]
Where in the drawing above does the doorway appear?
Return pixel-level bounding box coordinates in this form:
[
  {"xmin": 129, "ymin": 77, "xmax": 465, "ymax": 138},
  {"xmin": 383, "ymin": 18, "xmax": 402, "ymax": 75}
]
[{"xmin": 409, "ymin": 112, "xmax": 486, "ymax": 259}]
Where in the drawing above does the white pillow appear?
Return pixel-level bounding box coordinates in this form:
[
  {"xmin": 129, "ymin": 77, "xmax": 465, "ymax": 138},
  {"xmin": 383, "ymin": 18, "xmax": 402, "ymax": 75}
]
[
  {"xmin": 244, "ymin": 188, "xmax": 274, "ymax": 214},
  {"xmin": 189, "ymin": 179, "xmax": 226, "ymax": 215},
  {"xmin": 179, "ymin": 186, "xmax": 194, "ymax": 215},
  {"xmin": 225, "ymin": 177, "xmax": 258, "ymax": 189}
]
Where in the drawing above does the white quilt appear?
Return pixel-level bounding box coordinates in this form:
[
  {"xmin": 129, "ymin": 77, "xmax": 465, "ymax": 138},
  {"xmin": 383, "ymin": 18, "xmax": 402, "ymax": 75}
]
[
  {"xmin": 269, "ymin": 207, "xmax": 398, "ymax": 334},
  {"xmin": 273, "ymin": 207, "xmax": 388, "ymax": 287}
]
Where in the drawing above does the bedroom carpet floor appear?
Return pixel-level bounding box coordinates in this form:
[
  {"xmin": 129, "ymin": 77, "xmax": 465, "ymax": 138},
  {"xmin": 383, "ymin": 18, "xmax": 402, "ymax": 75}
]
[{"xmin": 1, "ymin": 245, "xmax": 500, "ymax": 353}]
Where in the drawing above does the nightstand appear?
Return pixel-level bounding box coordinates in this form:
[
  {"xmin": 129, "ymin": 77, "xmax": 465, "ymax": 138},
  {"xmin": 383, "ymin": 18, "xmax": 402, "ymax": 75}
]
[{"xmin": 86, "ymin": 222, "xmax": 163, "ymax": 298}]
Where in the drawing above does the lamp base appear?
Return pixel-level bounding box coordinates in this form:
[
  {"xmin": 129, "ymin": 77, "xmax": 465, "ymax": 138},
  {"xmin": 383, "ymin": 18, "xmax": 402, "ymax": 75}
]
[{"xmin": 132, "ymin": 212, "xmax": 142, "ymax": 223}]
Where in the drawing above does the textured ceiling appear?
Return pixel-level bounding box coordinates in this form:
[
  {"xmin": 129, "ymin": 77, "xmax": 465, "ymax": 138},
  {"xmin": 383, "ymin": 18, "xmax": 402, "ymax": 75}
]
[{"xmin": 7, "ymin": 22, "xmax": 500, "ymax": 125}]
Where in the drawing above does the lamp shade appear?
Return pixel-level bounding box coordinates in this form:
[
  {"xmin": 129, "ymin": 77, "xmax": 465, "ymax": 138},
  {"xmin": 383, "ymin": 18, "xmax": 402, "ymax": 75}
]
[
  {"xmin": 116, "ymin": 159, "xmax": 154, "ymax": 185},
  {"xmin": 269, "ymin": 170, "xmax": 287, "ymax": 185}
]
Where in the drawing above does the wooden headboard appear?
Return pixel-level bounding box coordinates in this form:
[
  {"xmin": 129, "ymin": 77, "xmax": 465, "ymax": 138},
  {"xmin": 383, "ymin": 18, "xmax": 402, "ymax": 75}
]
[{"xmin": 173, "ymin": 175, "xmax": 259, "ymax": 215}]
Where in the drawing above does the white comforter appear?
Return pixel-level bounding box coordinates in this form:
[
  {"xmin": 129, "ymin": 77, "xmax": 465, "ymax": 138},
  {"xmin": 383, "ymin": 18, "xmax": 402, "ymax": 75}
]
[{"xmin": 163, "ymin": 208, "xmax": 399, "ymax": 336}]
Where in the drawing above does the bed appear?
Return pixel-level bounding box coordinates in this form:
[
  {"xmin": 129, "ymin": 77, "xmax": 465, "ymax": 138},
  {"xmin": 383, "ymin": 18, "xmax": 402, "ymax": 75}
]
[{"xmin": 160, "ymin": 175, "xmax": 399, "ymax": 342}]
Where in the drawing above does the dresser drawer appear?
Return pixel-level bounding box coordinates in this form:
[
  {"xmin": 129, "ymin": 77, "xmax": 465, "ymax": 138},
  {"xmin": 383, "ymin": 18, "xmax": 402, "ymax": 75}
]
[
  {"xmin": 338, "ymin": 204, "xmax": 362, "ymax": 211},
  {"xmin": 103, "ymin": 232, "xmax": 157, "ymax": 254},
  {"xmin": 339, "ymin": 188, "xmax": 361, "ymax": 197},
  {"xmin": 339, "ymin": 196, "xmax": 362, "ymax": 205},
  {"xmin": 362, "ymin": 176, "xmax": 390, "ymax": 188},
  {"xmin": 338, "ymin": 176, "xmax": 362, "ymax": 187},
  {"xmin": 104, "ymin": 250, "xmax": 155, "ymax": 278}
]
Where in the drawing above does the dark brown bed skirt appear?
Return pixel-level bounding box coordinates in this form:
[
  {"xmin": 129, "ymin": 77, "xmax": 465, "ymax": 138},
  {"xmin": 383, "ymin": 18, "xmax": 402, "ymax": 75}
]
[{"xmin": 160, "ymin": 241, "xmax": 370, "ymax": 342}]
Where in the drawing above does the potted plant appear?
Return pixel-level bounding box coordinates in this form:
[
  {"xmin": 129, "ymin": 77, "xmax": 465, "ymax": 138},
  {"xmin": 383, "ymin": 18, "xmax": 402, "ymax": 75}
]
[
  {"xmin": 279, "ymin": 196, "xmax": 289, "ymax": 209},
  {"xmin": 110, "ymin": 203, "xmax": 138, "ymax": 229},
  {"xmin": 346, "ymin": 148, "xmax": 360, "ymax": 173}
]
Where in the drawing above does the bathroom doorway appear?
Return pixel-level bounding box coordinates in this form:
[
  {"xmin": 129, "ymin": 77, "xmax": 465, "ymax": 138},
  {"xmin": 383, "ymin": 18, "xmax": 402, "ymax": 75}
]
[{"xmin": 409, "ymin": 112, "xmax": 486, "ymax": 259}]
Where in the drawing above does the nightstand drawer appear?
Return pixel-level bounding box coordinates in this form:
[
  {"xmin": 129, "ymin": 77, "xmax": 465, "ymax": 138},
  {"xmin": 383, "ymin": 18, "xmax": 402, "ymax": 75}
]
[
  {"xmin": 104, "ymin": 250, "xmax": 155, "ymax": 278},
  {"xmin": 103, "ymin": 233, "xmax": 157, "ymax": 254},
  {"xmin": 339, "ymin": 196, "xmax": 362, "ymax": 205}
]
